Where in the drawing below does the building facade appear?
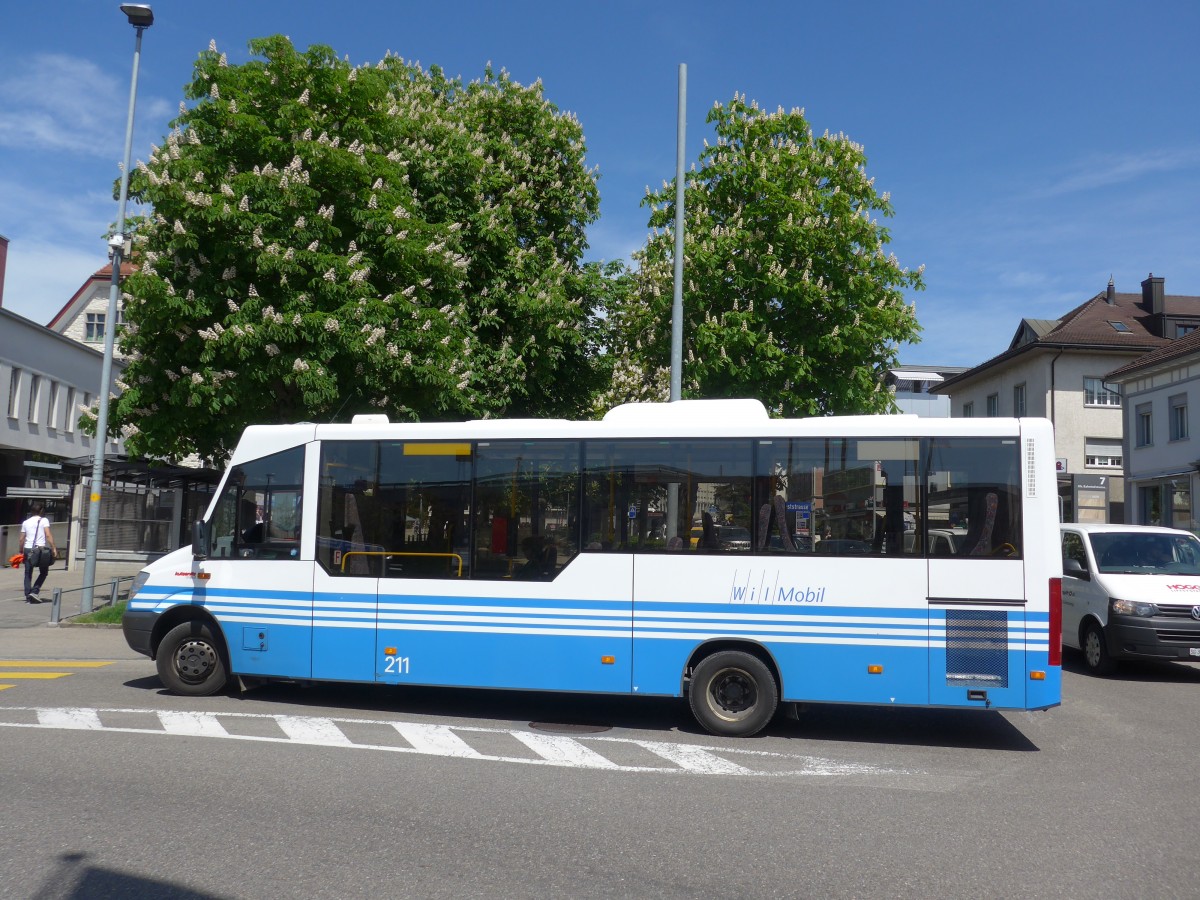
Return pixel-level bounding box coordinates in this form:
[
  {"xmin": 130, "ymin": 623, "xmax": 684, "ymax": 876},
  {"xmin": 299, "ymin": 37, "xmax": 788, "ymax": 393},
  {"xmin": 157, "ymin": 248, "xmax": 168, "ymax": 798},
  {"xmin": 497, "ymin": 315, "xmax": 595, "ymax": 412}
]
[
  {"xmin": 933, "ymin": 275, "xmax": 1200, "ymax": 523},
  {"xmin": 1105, "ymin": 328, "xmax": 1200, "ymax": 532}
]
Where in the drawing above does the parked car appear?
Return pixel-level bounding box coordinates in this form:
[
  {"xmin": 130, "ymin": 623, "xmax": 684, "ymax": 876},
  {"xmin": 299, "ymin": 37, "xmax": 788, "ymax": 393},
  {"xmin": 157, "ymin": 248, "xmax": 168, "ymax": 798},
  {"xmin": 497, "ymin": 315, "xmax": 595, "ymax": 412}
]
[
  {"xmin": 903, "ymin": 527, "xmax": 968, "ymax": 556},
  {"xmin": 815, "ymin": 538, "xmax": 872, "ymax": 556},
  {"xmin": 717, "ymin": 525, "xmax": 752, "ymax": 551},
  {"xmin": 1060, "ymin": 523, "xmax": 1200, "ymax": 674}
]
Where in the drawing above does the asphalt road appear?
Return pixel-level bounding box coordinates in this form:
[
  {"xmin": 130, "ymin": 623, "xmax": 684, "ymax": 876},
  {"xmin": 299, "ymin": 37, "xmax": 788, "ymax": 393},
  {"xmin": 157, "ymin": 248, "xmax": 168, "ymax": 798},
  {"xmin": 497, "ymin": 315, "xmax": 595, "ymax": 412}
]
[{"xmin": 1, "ymin": 627, "xmax": 1198, "ymax": 899}]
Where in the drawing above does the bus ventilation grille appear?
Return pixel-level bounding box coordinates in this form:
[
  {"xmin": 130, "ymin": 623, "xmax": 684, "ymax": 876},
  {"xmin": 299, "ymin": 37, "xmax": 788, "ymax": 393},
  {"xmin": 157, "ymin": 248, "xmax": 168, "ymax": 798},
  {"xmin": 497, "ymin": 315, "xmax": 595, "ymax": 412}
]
[
  {"xmin": 945, "ymin": 610, "xmax": 1009, "ymax": 688},
  {"xmin": 1025, "ymin": 437, "xmax": 1037, "ymax": 498}
]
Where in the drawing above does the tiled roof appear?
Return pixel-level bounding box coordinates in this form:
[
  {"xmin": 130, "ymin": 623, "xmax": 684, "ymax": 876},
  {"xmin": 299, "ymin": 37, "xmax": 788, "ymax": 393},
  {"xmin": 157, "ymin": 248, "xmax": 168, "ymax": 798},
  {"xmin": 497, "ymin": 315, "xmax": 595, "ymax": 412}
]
[
  {"xmin": 933, "ymin": 289, "xmax": 1194, "ymax": 393},
  {"xmin": 1106, "ymin": 324, "xmax": 1200, "ymax": 381}
]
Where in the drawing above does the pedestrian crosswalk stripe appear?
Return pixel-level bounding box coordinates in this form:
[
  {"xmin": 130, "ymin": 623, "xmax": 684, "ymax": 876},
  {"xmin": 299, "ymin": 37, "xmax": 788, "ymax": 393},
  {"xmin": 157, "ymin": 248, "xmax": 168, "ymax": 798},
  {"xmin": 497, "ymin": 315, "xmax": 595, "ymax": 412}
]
[{"xmin": 0, "ymin": 706, "xmax": 928, "ymax": 782}]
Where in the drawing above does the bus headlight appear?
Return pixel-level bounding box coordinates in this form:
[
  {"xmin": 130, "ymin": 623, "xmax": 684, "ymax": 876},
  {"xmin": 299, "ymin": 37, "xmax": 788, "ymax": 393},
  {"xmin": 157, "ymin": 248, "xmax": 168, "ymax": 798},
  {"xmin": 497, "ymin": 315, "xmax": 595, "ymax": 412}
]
[
  {"xmin": 1110, "ymin": 597, "xmax": 1159, "ymax": 617},
  {"xmin": 130, "ymin": 571, "xmax": 150, "ymax": 599}
]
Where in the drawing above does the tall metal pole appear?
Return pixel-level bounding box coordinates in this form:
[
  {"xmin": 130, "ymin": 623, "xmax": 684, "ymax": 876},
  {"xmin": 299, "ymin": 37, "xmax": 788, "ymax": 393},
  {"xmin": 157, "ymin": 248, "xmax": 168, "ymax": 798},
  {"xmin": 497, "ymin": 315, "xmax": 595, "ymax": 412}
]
[
  {"xmin": 667, "ymin": 65, "xmax": 687, "ymax": 542},
  {"xmin": 670, "ymin": 64, "xmax": 687, "ymax": 403},
  {"xmin": 82, "ymin": 15, "xmax": 150, "ymax": 611}
]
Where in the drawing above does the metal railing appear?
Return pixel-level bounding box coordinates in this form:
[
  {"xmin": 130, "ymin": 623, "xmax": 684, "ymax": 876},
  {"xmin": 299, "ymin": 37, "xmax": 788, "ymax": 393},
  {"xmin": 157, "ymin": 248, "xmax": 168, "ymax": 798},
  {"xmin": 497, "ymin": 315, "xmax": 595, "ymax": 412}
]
[{"xmin": 48, "ymin": 576, "xmax": 137, "ymax": 626}]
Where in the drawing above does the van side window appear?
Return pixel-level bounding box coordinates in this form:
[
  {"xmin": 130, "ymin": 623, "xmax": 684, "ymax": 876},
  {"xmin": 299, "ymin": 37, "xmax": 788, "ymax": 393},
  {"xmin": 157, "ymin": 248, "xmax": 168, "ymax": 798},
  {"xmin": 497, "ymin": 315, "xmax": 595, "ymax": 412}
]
[{"xmin": 1062, "ymin": 532, "xmax": 1087, "ymax": 569}]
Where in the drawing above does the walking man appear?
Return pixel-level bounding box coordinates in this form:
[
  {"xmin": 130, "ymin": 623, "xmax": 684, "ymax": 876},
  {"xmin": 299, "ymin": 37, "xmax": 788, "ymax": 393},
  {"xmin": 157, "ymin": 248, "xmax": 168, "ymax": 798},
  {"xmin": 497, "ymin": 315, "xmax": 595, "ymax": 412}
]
[{"xmin": 20, "ymin": 501, "xmax": 58, "ymax": 603}]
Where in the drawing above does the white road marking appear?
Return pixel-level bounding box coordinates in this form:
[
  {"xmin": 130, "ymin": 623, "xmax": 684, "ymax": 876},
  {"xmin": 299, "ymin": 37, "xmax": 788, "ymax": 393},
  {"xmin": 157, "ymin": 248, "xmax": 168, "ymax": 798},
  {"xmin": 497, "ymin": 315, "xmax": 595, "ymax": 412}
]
[
  {"xmin": 634, "ymin": 740, "xmax": 753, "ymax": 775},
  {"xmin": 157, "ymin": 710, "xmax": 228, "ymax": 738},
  {"xmin": 511, "ymin": 731, "xmax": 620, "ymax": 769},
  {"xmin": 0, "ymin": 706, "xmax": 929, "ymax": 782},
  {"xmin": 36, "ymin": 708, "xmax": 102, "ymax": 729},
  {"xmin": 392, "ymin": 722, "xmax": 483, "ymax": 758},
  {"xmin": 274, "ymin": 714, "xmax": 355, "ymax": 746}
]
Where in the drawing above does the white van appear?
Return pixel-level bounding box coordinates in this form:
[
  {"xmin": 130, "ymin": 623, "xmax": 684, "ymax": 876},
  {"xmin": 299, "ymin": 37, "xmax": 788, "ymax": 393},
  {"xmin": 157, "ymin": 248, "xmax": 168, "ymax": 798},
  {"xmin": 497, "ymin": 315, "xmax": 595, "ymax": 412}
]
[{"xmin": 1060, "ymin": 523, "xmax": 1200, "ymax": 674}]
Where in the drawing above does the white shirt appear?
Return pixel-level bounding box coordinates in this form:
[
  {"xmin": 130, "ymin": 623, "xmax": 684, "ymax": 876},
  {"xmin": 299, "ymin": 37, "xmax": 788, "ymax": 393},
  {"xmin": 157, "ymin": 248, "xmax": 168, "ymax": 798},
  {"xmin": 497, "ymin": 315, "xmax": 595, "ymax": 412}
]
[{"xmin": 21, "ymin": 515, "xmax": 50, "ymax": 550}]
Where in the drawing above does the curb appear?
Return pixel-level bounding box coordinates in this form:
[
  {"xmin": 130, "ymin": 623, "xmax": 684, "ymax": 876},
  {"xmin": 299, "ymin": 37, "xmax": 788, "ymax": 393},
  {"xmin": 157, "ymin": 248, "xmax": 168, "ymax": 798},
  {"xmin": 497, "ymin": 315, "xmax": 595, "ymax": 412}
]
[{"xmin": 55, "ymin": 622, "xmax": 123, "ymax": 629}]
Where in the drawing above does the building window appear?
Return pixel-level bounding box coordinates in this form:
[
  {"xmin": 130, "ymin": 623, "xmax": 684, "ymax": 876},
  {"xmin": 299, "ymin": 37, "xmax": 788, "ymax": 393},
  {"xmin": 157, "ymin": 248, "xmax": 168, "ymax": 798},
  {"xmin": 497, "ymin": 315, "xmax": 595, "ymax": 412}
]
[
  {"xmin": 85, "ymin": 312, "xmax": 105, "ymax": 342},
  {"xmin": 48, "ymin": 381, "xmax": 60, "ymax": 430},
  {"xmin": 1013, "ymin": 384, "xmax": 1026, "ymax": 417},
  {"xmin": 962, "ymin": 401, "xmax": 974, "ymax": 418},
  {"xmin": 1136, "ymin": 403, "xmax": 1153, "ymax": 447},
  {"xmin": 1170, "ymin": 394, "xmax": 1189, "ymax": 442},
  {"xmin": 64, "ymin": 387, "xmax": 76, "ymax": 433},
  {"xmin": 986, "ymin": 393, "xmax": 999, "ymax": 417},
  {"xmin": 1084, "ymin": 377, "xmax": 1121, "ymax": 407},
  {"xmin": 1177, "ymin": 324, "xmax": 1197, "ymax": 338},
  {"xmin": 1084, "ymin": 439, "xmax": 1122, "ymax": 469},
  {"xmin": 27, "ymin": 374, "xmax": 41, "ymax": 424},
  {"xmin": 6, "ymin": 368, "xmax": 19, "ymax": 418}
]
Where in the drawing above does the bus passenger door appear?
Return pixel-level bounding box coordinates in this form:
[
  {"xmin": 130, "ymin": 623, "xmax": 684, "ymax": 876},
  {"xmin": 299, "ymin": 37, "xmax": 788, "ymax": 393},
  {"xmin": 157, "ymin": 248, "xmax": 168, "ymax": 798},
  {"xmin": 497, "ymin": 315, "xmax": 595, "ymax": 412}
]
[{"xmin": 925, "ymin": 438, "xmax": 1027, "ymax": 709}]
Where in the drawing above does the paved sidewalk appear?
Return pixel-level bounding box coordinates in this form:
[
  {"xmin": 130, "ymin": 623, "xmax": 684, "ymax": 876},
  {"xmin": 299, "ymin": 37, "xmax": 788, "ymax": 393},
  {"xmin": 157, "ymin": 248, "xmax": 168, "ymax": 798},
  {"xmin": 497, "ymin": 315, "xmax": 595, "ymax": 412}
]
[{"xmin": 0, "ymin": 558, "xmax": 146, "ymax": 650}]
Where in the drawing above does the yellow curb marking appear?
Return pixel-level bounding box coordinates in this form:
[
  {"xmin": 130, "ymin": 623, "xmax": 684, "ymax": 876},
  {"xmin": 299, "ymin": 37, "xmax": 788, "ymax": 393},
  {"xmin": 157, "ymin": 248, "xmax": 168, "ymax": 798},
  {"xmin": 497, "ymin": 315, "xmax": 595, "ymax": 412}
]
[
  {"xmin": 0, "ymin": 661, "xmax": 115, "ymax": 668},
  {"xmin": 0, "ymin": 672, "xmax": 73, "ymax": 679},
  {"xmin": 0, "ymin": 660, "xmax": 116, "ymax": 690}
]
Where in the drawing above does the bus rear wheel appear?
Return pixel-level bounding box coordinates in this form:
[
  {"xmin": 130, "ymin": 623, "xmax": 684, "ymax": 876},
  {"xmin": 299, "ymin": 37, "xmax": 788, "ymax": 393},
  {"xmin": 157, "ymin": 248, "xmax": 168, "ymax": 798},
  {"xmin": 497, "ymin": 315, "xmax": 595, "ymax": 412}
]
[
  {"xmin": 688, "ymin": 650, "xmax": 778, "ymax": 737},
  {"xmin": 157, "ymin": 621, "xmax": 228, "ymax": 696}
]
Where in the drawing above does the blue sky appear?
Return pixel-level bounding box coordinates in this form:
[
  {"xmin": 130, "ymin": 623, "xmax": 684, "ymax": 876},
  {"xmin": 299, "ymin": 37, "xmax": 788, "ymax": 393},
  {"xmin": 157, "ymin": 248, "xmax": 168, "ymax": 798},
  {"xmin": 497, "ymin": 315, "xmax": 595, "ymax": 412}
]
[{"xmin": 1, "ymin": 0, "xmax": 1198, "ymax": 368}]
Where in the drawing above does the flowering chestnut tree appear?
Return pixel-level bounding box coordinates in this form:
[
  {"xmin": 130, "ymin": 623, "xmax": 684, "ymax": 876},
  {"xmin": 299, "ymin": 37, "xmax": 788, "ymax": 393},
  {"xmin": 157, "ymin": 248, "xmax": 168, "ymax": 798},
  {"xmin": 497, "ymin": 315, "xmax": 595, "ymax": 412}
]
[
  {"xmin": 598, "ymin": 95, "xmax": 924, "ymax": 416},
  {"xmin": 109, "ymin": 36, "xmax": 606, "ymax": 462}
]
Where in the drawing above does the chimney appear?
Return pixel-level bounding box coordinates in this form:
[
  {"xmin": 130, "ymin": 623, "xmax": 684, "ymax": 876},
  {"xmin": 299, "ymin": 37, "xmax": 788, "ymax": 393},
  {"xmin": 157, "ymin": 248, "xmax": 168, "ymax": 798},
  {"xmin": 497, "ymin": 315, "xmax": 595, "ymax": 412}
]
[
  {"xmin": 1106, "ymin": 276, "xmax": 1115, "ymax": 305},
  {"xmin": 0, "ymin": 233, "xmax": 8, "ymax": 307},
  {"xmin": 1142, "ymin": 273, "xmax": 1165, "ymax": 315}
]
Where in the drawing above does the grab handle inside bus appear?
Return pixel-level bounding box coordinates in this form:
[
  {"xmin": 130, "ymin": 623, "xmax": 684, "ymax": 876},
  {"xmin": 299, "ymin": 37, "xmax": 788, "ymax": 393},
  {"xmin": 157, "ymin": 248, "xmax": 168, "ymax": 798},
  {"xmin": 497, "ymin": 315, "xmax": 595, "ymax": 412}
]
[{"xmin": 192, "ymin": 520, "xmax": 210, "ymax": 560}]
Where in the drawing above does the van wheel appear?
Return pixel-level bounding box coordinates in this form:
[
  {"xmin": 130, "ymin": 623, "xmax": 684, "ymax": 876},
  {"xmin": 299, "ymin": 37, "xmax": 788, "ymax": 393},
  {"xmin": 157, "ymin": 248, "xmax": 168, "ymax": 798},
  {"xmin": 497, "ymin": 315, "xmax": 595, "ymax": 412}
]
[
  {"xmin": 157, "ymin": 621, "xmax": 228, "ymax": 696},
  {"xmin": 1082, "ymin": 621, "xmax": 1116, "ymax": 676},
  {"xmin": 688, "ymin": 650, "xmax": 778, "ymax": 737}
]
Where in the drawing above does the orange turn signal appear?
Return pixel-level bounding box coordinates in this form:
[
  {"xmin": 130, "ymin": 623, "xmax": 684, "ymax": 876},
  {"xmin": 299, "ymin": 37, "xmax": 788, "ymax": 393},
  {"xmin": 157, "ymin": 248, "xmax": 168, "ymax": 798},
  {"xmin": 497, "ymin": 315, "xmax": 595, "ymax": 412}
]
[
  {"xmin": 867, "ymin": 664, "xmax": 883, "ymax": 674},
  {"xmin": 601, "ymin": 655, "xmax": 615, "ymax": 665},
  {"xmin": 384, "ymin": 647, "xmax": 397, "ymax": 656},
  {"xmin": 196, "ymin": 572, "xmax": 211, "ymax": 580},
  {"xmin": 1029, "ymin": 670, "xmax": 1046, "ymax": 681}
]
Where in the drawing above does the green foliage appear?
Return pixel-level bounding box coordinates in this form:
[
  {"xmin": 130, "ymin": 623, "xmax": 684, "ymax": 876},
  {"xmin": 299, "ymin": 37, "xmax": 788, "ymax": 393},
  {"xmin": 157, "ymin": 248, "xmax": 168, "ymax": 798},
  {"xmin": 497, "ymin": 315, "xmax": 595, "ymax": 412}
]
[
  {"xmin": 107, "ymin": 36, "xmax": 605, "ymax": 462},
  {"xmin": 600, "ymin": 96, "xmax": 924, "ymax": 416}
]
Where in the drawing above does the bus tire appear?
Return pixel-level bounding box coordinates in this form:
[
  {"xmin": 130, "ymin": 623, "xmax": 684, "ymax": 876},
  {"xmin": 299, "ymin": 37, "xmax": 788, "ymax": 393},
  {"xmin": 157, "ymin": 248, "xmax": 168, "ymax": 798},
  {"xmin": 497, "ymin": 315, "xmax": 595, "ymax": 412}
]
[
  {"xmin": 1081, "ymin": 620, "xmax": 1116, "ymax": 676},
  {"xmin": 688, "ymin": 650, "xmax": 778, "ymax": 737},
  {"xmin": 157, "ymin": 621, "xmax": 229, "ymax": 696}
]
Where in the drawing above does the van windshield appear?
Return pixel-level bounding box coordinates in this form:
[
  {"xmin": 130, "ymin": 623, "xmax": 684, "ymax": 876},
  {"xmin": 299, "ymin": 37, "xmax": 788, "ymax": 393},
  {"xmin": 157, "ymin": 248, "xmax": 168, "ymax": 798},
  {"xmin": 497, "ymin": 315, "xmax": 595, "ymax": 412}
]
[{"xmin": 1090, "ymin": 531, "xmax": 1200, "ymax": 575}]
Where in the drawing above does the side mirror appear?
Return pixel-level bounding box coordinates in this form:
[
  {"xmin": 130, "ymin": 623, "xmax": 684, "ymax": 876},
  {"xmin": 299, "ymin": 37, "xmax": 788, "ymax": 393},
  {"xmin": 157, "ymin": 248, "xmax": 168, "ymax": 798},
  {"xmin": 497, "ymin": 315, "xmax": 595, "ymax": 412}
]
[
  {"xmin": 1063, "ymin": 557, "xmax": 1089, "ymax": 579},
  {"xmin": 192, "ymin": 520, "xmax": 210, "ymax": 560}
]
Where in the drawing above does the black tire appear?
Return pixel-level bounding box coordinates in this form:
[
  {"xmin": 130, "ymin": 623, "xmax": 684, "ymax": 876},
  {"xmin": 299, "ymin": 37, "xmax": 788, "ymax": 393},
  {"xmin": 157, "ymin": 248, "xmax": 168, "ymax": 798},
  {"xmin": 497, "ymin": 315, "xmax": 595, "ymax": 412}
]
[
  {"xmin": 1082, "ymin": 620, "xmax": 1116, "ymax": 676},
  {"xmin": 688, "ymin": 650, "xmax": 778, "ymax": 737},
  {"xmin": 156, "ymin": 621, "xmax": 228, "ymax": 696}
]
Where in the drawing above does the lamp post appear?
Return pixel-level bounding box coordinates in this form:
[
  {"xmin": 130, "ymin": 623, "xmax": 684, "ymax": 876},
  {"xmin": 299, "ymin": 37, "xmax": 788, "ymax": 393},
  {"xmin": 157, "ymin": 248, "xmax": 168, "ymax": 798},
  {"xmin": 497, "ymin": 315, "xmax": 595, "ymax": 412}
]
[{"xmin": 81, "ymin": 3, "xmax": 153, "ymax": 612}]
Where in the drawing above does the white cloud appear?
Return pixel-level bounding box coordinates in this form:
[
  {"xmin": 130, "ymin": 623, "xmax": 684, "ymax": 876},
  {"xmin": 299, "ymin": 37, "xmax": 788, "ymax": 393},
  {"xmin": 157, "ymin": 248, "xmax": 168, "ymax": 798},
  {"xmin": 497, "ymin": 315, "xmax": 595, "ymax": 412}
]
[
  {"xmin": 1035, "ymin": 147, "xmax": 1200, "ymax": 198},
  {"xmin": 0, "ymin": 52, "xmax": 173, "ymax": 158},
  {"xmin": 1, "ymin": 238, "xmax": 104, "ymax": 325},
  {"xmin": 0, "ymin": 54, "xmax": 124, "ymax": 154}
]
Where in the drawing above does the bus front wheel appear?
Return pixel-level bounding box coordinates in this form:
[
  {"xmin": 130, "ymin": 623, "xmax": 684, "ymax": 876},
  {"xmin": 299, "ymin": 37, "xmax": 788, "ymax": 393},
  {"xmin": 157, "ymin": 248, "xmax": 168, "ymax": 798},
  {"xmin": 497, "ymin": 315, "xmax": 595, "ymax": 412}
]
[
  {"xmin": 157, "ymin": 621, "xmax": 229, "ymax": 696},
  {"xmin": 688, "ymin": 650, "xmax": 778, "ymax": 737}
]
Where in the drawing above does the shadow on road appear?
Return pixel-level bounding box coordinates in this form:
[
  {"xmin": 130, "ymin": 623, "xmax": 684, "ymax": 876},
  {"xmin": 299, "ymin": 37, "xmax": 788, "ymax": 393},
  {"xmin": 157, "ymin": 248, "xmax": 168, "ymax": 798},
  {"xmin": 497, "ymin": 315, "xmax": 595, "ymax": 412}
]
[{"xmin": 31, "ymin": 851, "xmax": 228, "ymax": 900}]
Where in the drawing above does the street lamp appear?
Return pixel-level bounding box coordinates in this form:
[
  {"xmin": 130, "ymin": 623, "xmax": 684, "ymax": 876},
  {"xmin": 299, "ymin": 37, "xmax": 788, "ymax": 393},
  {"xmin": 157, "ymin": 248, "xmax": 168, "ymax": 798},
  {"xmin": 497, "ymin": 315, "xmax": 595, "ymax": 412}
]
[{"xmin": 81, "ymin": 3, "xmax": 153, "ymax": 612}]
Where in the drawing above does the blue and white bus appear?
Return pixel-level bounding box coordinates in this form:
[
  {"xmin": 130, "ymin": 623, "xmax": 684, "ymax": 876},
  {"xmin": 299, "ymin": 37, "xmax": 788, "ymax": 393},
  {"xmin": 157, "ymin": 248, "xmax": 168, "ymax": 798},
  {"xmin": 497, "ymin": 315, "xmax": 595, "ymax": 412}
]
[{"xmin": 122, "ymin": 400, "xmax": 1062, "ymax": 736}]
